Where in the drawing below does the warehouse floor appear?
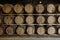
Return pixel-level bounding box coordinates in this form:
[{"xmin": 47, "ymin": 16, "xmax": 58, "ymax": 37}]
[{"xmin": 0, "ymin": 37, "xmax": 60, "ymax": 40}]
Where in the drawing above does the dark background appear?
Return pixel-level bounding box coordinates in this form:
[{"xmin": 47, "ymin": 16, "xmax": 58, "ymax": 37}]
[{"xmin": 0, "ymin": 0, "xmax": 60, "ymax": 4}]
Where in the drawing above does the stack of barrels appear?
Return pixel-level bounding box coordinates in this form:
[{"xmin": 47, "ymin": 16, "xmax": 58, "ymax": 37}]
[{"xmin": 0, "ymin": 3, "xmax": 60, "ymax": 36}]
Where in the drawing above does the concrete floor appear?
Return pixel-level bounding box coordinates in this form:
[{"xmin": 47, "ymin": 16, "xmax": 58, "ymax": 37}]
[{"xmin": 0, "ymin": 37, "xmax": 60, "ymax": 40}]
